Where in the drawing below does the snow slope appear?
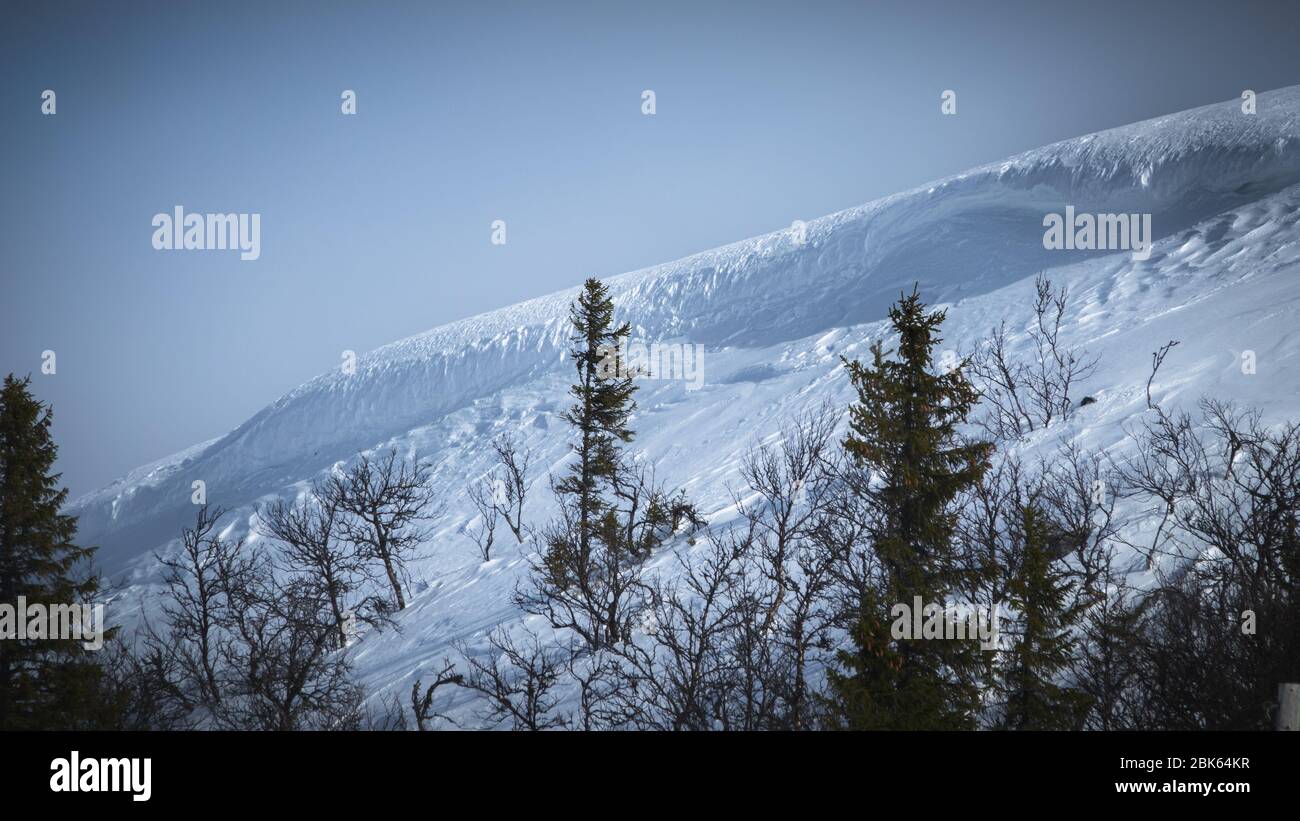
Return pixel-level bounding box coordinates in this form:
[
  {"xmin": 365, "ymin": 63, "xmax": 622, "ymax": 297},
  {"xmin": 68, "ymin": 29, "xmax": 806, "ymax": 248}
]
[{"xmin": 73, "ymin": 87, "xmax": 1300, "ymax": 720}]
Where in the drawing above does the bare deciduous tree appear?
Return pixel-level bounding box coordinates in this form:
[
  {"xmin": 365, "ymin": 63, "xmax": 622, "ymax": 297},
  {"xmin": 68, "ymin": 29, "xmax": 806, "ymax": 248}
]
[
  {"xmin": 148, "ymin": 506, "xmax": 364, "ymax": 730},
  {"xmin": 736, "ymin": 405, "xmax": 838, "ymax": 634},
  {"xmin": 466, "ymin": 435, "xmax": 534, "ymax": 562},
  {"xmin": 328, "ymin": 450, "xmax": 442, "ymax": 610},
  {"xmin": 460, "ymin": 627, "xmax": 569, "ymax": 730},
  {"xmin": 967, "ymin": 273, "xmax": 1099, "ymax": 440},
  {"xmin": 465, "ymin": 480, "xmax": 500, "ymax": 563},
  {"xmin": 258, "ymin": 483, "xmax": 374, "ymax": 649},
  {"xmin": 1117, "ymin": 398, "xmax": 1300, "ymax": 729},
  {"xmin": 150, "ymin": 505, "xmax": 245, "ymax": 712},
  {"xmin": 1146, "ymin": 339, "xmax": 1180, "ymax": 410},
  {"xmin": 491, "ymin": 435, "xmax": 531, "ymax": 544},
  {"xmin": 612, "ymin": 532, "xmax": 750, "ymax": 730},
  {"xmin": 410, "ymin": 660, "xmax": 463, "ymax": 730},
  {"xmin": 218, "ymin": 568, "xmax": 363, "ymax": 731}
]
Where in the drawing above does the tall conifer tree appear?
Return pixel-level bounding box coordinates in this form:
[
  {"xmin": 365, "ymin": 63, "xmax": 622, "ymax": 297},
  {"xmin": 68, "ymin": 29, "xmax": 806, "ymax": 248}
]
[
  {"xmin": 0, "ymin": 374, "xmax": 108, "ymax": 729},
  {"xmin": 997, "ymin": 503, "xmax": 1092, "ymax": 729},
  {"xmin": 828, "ymin": 288, "xmax": 991, "ymax": 729},
  {"xmin": 520, "ymin": 278, "xmax": 644, "ymax": 648},
  {"xmin": 553, "ymin": 277, "xmax": 637, "ymax": 564}
]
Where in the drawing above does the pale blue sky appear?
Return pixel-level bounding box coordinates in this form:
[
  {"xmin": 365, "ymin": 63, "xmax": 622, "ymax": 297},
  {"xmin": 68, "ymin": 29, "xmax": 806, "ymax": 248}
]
[{"xmin": 2, "ymin": 0, "xmax": 1298, "ymax": 498}]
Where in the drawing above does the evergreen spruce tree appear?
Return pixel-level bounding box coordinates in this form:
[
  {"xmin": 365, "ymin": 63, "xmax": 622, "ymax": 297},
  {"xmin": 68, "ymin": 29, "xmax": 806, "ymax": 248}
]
[
  {"xmin": 551, "ymin": 277, "xmax": 637, "ymax": 567},
  {"xmin": 997, "ymin": 502, "xmax": 1091, "ymax": 729},
  {"xmin": 520, "ymin": 278, "xmax": 644, "ymax": 648},
  {"xmin": 827, "ymin": 287, "xmax": 991, "ymax": 729},
  {"xmin": 0, "ymin": 374, "xmax": 110, "ymax": 729}
]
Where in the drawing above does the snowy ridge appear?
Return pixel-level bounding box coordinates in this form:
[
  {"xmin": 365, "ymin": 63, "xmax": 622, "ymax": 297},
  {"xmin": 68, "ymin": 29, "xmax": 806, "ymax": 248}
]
[{"xmin": 71, "ymin": 89, "xmax": 1300, "ymax": 709}]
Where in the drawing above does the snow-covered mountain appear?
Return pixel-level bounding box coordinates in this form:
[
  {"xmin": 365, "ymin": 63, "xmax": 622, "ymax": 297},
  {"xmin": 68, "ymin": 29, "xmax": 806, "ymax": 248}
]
[{"xmin": 74, "ymin": 87, "xmax": 1300, "ymax": 717}]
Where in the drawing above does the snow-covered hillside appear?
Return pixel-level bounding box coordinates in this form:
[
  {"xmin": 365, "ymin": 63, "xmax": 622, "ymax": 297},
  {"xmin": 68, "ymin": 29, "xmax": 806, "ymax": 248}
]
[{"xmin": 75, "ymin": 87, "xmax": 1300, "ymax": 720}]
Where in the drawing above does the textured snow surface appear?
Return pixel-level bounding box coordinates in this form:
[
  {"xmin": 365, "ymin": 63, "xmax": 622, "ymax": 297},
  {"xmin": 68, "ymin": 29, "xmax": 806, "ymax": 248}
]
[{"xmin": 74, "ymin": 87, "xmax": 1300, "ymax": 718}]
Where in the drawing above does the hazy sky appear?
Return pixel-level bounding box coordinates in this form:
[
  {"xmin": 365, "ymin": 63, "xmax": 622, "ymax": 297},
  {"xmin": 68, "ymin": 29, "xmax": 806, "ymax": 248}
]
[{"xmin": 3, "ymin": 0, "xmax": 1299, "ymax": 499}]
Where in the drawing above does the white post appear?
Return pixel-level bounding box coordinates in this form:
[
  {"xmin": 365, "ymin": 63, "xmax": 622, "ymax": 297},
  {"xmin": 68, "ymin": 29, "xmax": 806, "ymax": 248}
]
[{"xmin": 1277, "ymin": 683, "xmax": 1300, "ymax": 731}]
